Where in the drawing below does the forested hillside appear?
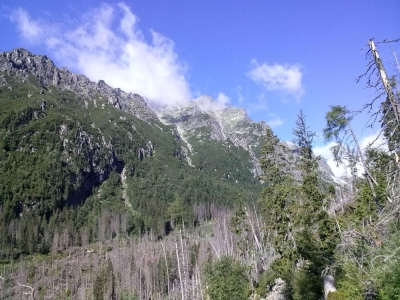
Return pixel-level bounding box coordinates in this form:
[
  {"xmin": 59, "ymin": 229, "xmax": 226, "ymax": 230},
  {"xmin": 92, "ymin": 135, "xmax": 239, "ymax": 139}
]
[{"xmin": 0, "ymin": 43, "xmax": 399, "ymax": 300}]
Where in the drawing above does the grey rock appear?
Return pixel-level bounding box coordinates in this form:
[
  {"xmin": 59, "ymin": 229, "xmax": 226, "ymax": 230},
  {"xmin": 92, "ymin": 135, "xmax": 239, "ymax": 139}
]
[
  {"xmin": 0, "ymin": 48, "xmax": 157, "ymax": 123},
  {"xmin": 158, "ymin": 95, "xmax": 267, "ymax": 177},
  {"xmin": 266, "ymin": 278, "xmax": 286, "ymax": 300},
  {"xmin": 158, "ymin": 95, "xmax": 337, "ymax": 182}
]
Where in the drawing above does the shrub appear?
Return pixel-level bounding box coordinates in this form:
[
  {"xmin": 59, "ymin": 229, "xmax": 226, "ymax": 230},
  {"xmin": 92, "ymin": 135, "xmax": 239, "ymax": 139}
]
[{"xmin": 204, "ymin": 256, "xmax": 250, "ymax": 300}]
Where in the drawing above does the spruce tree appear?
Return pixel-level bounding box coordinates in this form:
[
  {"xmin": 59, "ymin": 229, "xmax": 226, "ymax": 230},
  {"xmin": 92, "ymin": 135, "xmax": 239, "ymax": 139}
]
[
  {"xmin": 260, "ymin": 126, "xmax": 297, "ymax": 284},
  {"xmin": 292, "ymin": 110, "xmax": 337, "ymax": 299}
]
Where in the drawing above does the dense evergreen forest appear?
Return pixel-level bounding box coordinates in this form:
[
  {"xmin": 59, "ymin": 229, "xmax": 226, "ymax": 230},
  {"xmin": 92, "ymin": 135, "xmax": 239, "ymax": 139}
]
[{"xmin": 1, "ymin": 41, "xmax": 400, "ymax": 300}]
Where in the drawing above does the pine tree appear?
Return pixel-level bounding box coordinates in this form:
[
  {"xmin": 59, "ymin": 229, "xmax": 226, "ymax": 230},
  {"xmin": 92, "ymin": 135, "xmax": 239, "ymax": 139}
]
[
  {"xmin": 292, "ymin": 110, "xmax": 337, "ymax": 299},
  {"xmin": 260, "ymin": 127, "xmax": 297, "ymax": 279},
  {"xmin": 294, "ymin": 112, "xmax": 337, "ymax": 253}
]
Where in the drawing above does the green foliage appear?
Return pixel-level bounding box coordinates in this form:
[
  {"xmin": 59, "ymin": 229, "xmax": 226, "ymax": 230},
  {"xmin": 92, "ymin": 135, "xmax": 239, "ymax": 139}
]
[
  {"xmin": 327, "ymin": 290, "xmax": 347, "ymax": 300},
  {"xmin": 229, "ymin": 199, "xmax": 254, "ymax": 257},
  {"xmin": 381, "ymin": 85, "xmax": 400, "ymax": 152},
  {"xmin": 93, "ymin": 258, "xmax": 116, "ymax": 300},
  {"xmin": 292, "ymin": 267, "xmax": 322, "ymax": 300},
  {"xmin": 323, "ymin": 105, "xmax": 358, "ymax": 171},
  {"xmin": 323, "ymin": 105, "xmax": 351, "ymax": 144},
  {"xmin": 0, "ymin": 72, "xmax": 262, "ymax": 258},
  {"xmin": 204, "ymin": 256, "xmax": 250, "ymax": 300},
  {"xmin": 333, "ymin": 258, "xmax": 364, "ymax": 300},
  {"xmin": 259, "ymin": 112, "xmax": 337, "ymax": 299},
  {"xmin": 188, "ymin": 135, "xmax": 260, "ymax": 190},
  {"xmin": 120, "ymin": 291, "xmax": 139, "ymax": 300},
  {"xmin": 378, "ymin": 260, "xmax": 400, "ymax": 300},
  {"xmin": 260, "ymin": 127, "xmax": 296, "ymax": 261},
  {"xmin": 293, "ymin": 111, "xmax": 337, "ymax": 299},
  {"xmin": 255, "ymin": 268, "xmax": 279, "ymax": 297},
  {"xmin": 167, "ymin": 195, "xmax": 188, "ymax": 227},
  {"xmin": 374, "ymin": 232, "xmax": 400, "ymax": 300}
]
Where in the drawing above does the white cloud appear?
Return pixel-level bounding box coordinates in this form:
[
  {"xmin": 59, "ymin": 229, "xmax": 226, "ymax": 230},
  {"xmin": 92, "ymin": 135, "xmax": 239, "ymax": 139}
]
[
  {"xmin": 195, "ymin": 93, "xmax": 230, "ymax": 111},
  {"xmin": 314, "ymin": 132, "xmax": 388, "ymax": 178},
  {"xmin": 284, "ymin": 140, "xmax": 294, "ymax": 147},
  {"xmin": 247, "ymin": 60, "xmax": 304, "ymax": 99},
  {"xmin": 314, "ymin": 142, "xmax": 347, "ymax": 178},
  {"xmin": 216, "ymin": 92, "xmax": 230, "ymax": 107},
  {"xmin": 360, "ymin": 132, "xmax": 387, "ymax": 151},
  {"xmin": 266, "ymin": 113, "xmax": 284, "ymax": 128},
  {"xmin": 10, "ymin": 8, "xmax": 43, "ymax": 43},
  {"xmin": 10, "ymin": 3, "xmax": 191, "ymax": 106}
]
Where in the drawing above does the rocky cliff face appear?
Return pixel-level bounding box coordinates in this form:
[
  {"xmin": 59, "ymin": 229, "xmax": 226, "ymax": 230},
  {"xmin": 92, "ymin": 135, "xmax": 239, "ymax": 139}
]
[
  {"xmin": 0, "ymin": 48, "xmax": 157, "ymax": 122},
  {"xmin": 158, "ymin": 95, "xmax": 267, "ymax": 176},
  {"xmin": 0, "ymin": 48, "xmax": 161, "ymax": 212}
]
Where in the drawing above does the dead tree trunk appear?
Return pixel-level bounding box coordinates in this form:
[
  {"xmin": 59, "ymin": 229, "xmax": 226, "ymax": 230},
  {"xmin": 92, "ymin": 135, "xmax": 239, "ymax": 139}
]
[{"xmin": 369, "ymin": 39, "xmax": 400, "ymax": 121}]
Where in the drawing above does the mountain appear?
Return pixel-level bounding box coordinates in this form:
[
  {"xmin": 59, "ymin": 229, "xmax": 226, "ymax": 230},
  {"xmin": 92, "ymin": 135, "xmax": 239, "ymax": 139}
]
[
  {"xmin": 0, "ymin": 48, "xmax": 345, "ymax": 299},
  {"xmin": 158, "ymin": 95, "xmax": 267, "ymax": 178},
  {"xmin": 0, "ymin": 48, "xmax": 267, "ymax": 256},
  {"xmin": 157, "ymin": 95, "xmax": 338, "ymax": 187},
  {"xmin": 0, "ymin": 48, "xmax": 157, "ymax": 122},
  {"xmin": 0, "ymin": 48, "xmax": 338, "ymax": 233}
]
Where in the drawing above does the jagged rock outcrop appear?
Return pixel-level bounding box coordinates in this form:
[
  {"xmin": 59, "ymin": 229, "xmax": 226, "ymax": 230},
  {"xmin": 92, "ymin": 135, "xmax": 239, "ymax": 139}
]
[
  {"xmin": 0, "ymin": 48, "xmax": 157, "ymax": 122},
  {"xmin": 266, "ymin": 278, "xmax": 286, "ymax": 300},
  {"xmin": 40, "ymin": 119, "xmax": 123, "ymax": 206},
  {"xmin": 323, "ymin": 275, "xmax": 337, "ymax": 300},
  {"xmin": 137, "ymin": 141, "xmax": 154, "ymax": 160},
  {"xmin": 159, "ymin": 95, "xmax": 267, "ymax": 177}
]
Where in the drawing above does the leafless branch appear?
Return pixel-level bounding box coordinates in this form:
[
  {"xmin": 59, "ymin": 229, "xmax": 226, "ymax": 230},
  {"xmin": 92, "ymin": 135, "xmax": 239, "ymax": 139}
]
[
  {"xmin": 18, "ymin": 282, "xmax": 35, "ymax": 300},
  {"xmin": 375, "ymin": 37, "xmax": 400, "ymax": 45},
  {"xmin": 364, "ymin": 128, "xmax": 384, "ymax": 150},
  {"xmin": 45, "ymin": 286, "xmax": 59, "ymax": 299},
  {"xmin": 356, "ymin": 60, "xmax": 376, "ymax": 83},
  {"xmin": 359, "ymin": 91, "xmax": 386, "ymax": 114}
]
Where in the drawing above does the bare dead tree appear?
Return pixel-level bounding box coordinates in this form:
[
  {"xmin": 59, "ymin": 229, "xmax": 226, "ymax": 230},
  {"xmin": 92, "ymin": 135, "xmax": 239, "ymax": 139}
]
[
  {"xmin": 18, "ymin": 282, "xmax": 35, "ymax": 300},
  {"xmin": 368, "ymin": 40, "xmax": 400, "ymax": 121},
  {"xmin": 175, "ymin": 241, "xmax": 184, "ymax": 300},
  {"xmin": 357, "ymin": 39, "xmax": 400, "ymax": 143}
]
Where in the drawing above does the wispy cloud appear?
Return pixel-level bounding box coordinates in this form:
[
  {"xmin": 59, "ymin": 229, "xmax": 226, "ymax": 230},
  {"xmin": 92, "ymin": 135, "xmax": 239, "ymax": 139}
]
[
  {"xmin": 216, "ymin": 92, "xmax": 230, "ymax": 107},
  {"xmin": 10, "ymin": 3, "xmax": 191, "ymax": 106},
  {"xmin": 266, "ymin": 113, "xmax": 284, "ymax": 128},
  {"xmin": 360, "ymin": 132, "xmax": 387, "ymax": 151},
  {"xmin": 10, "ymin": 8, "xmax": 44, "ymax": 43},
  {"xmin": 247, "ymin": 60, "xmax": 304, "ymax": 99},
  {"xmin": 195, "ymin": 93, "xmax": 231, "ymax": 111},
  {"xmin": 236, "ymin": 85, "xmax": 244, "ymax": 103}
]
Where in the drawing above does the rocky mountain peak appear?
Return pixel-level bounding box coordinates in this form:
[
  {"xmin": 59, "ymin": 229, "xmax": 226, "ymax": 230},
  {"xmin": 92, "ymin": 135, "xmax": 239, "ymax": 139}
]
[
  {"xmin": 157, "ymin": 94, "xmax": 268, "ymax": 176},
  {"xmin": 0, "ymin": 48, "xmax": 157, "ymax": 122}
]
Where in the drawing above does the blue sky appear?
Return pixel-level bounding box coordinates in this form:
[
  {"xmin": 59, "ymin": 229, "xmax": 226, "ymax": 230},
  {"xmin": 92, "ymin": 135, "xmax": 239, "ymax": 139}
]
[{"xmin": 1, "ymin": 0, "xmax": 399, "ymax": 175}]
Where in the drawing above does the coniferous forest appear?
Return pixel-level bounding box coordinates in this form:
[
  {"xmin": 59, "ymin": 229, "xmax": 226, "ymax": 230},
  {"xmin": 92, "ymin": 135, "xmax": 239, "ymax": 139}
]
[{"xmin": 1, "ymin": 39, "xmax": 400, "ymax": 300}]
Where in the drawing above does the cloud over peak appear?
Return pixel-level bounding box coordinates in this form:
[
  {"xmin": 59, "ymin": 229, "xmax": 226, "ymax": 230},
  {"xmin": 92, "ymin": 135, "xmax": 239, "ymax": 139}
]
[
  {"xmin": 10, "ymin": 3, "xmax": 192, "ymax": 107},
  {"xmin": 194, "ymin": 93, "xmax": 231, "ymax": 112},
  {"xmin": 247, "ymin": 60, "xmax": 304, "ymax": 99}
]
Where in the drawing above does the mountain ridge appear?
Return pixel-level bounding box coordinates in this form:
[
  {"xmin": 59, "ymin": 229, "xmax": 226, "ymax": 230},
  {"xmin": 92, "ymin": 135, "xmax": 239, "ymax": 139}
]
[{"xmin": 0, "ymin": 47, "xmax": 337, "ymax": 183}]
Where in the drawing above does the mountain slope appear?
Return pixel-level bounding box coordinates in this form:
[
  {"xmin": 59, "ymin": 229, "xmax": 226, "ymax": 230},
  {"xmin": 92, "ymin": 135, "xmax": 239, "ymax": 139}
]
[
  {"xmin": 158, "ymin": 94, "xmax": 338, "ymax": 188},
  {"xmin": 158, "ymin": 95, "xmax": 267, "ymax": 178},
  {"xmin": 0, "ymin": 49, "xmax": 263, "ymax": 259}
]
